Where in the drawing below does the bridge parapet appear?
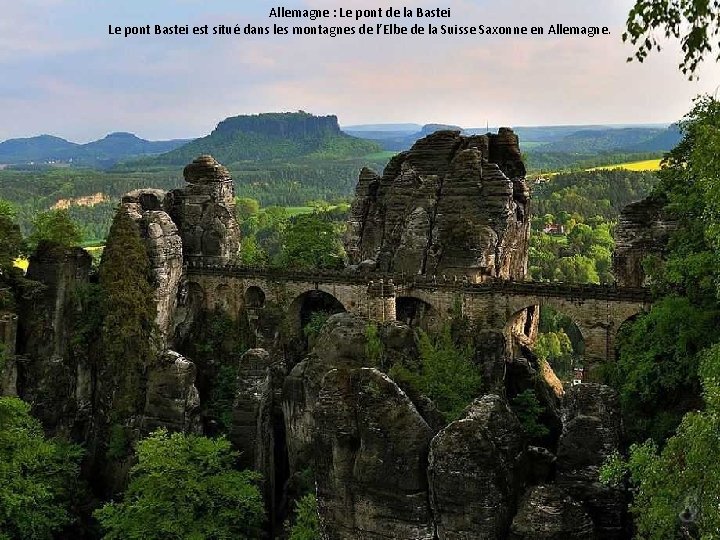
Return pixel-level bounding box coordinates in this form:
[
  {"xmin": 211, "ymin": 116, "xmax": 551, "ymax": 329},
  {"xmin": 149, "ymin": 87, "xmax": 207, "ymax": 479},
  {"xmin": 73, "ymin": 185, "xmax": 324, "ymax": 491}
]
[{"xmin": 184, "ymin": 262, "xmax": 654, "ymax": 303}]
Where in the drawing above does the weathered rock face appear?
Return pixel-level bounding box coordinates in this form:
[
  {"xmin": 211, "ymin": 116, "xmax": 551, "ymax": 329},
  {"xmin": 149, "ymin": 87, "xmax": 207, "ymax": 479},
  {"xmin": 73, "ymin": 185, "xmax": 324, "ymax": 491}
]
[
  {"xmin": 557, "ymin": 384, "xmax": 625, "ymax": 539},
  {"xmin": 15, "ymin": 243, "xmax": 93, "ymax": 435},
  {"xmin": 428, "ymin": 394, "xmax": 525, "ymax": 539},
  {"xmin": 509, "ymin": 485, "xmax": 594, "ymax": 540},
  {"xmin": 612, "ymin": 194, "xmax": 677, "ymax": 286},
  {"xmin": 141, "ymin": 350, "xmax": 200, "ymax": 434},
  {"xmin": 0, "ymin": 311, "xmax": 18, "ymax": 395},
  {"xmin": 345, "ymin": 129, "xmax": 530, "ymax": 281},
  {"xmin": 168, "ymin": 155, "xmax": 241, "ymax": 265},
  {"xmin": 121, "ymin": 189, "xmax": 183, "ymax": 339},
  {"xmin": 282, "ymin": 314, "xmax": 374, "ymax": 475},
  {"xmin": 314, "ymin": 368, "xmax": 435, "ymax": 540}
]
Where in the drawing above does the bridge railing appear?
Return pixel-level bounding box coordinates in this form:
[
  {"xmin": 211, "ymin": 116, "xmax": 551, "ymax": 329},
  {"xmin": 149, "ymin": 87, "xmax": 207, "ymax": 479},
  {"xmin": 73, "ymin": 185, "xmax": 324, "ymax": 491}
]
[{"xmin": 184, "ymin": 260, "xmax": 653, "ymax": 303}]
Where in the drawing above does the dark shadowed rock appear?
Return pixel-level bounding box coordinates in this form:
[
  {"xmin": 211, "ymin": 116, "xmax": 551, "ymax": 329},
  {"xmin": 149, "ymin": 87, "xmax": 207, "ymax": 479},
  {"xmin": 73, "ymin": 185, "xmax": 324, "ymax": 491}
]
[
  {"xmin": 345, "ymin": 129, "xmax": 530, "ymax": 282},
  {"xmin": 15, "ymin": 243, "xmax": 92, "ymax": 435},
  {"xmin": 612, "ymin": 194, "xmax": 677, "ymax": 287},
  {"xmin": 509, "ymin": 484, "xmax": 594, "ymax": 540},
  {"xmin": 428, "ymin": 394, "xmax": 525, "ymax": 539},
  {"xmin": 122, "ymin": 189, "xmax": 183, "ymax": 339},
  {"xmin": 0, "ymin": 311, "xmax": 18, "ymax": 396},
  {"xmin": 314, "ymin": 367, "xmax": 435, "ymax": 539},
  {"xmin": 141, "ymin": 350, "xmax": 200, "ymax": 433},
  {"xmin": 557, "ymin": 384, "xmax": 625, "ymax": 539}
]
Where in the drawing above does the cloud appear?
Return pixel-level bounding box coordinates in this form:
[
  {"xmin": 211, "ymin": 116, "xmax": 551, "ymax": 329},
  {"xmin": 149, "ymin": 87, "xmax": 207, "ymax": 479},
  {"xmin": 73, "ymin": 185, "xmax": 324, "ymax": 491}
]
[{"xmin": 0, "ymin": 0, "xmax": 718, "ymax": 141}]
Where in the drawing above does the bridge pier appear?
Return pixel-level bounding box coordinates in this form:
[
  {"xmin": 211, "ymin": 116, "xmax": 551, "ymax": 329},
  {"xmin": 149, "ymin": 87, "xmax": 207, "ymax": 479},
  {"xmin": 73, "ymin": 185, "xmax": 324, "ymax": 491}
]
[{"xmin": 366, "ymin": 280, "xmax": 396, "ymax": 322}]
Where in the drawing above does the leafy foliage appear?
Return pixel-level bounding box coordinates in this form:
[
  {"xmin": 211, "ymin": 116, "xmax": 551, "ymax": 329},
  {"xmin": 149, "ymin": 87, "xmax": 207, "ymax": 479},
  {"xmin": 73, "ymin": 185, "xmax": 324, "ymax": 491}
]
[
  {"xmin": 287, "ymin": 493, "xmax": 320, "ymax": 540},
  {"xmin": 98, "ymin": 210, "xmax": 157, "ymax": 422},
  {"xmin": 303, "ymin": 311, "xmax": 330, "ymax": 341},
  {"xmin": 510, "ymin": 389, "xmax": 549, "ymax": 438},
  {"xmin": 613, "ymin": 295, "xmax": 716, "ymax": 442},
  {"xmin": 0, "ymin": 397, "xmax": 84, "ymax": 540},
  {"xmin": 94, "ymin": 429, "xmax": 265, "ymax": 540},
  {"xmin": 365, "ymin": 323, "xmax": 384, "ymax": 367},
  {"xmin": 625, "ymin": 0, "xmax": 720, "ymax": 77},
  {"xmin": 28, "ymin": 209, "xmax": 82, "ymax": 249},
  {"xmin": 601, "ymin": 344, "xmax": 720, "ymax": 539},
  {"xmin": 389, "ymin": 326, "xmax": 481, "ymax": 422},
  {"xmin": 277, "ymin": 213, "xmax": 345, "ymax": 270},
  {"xmin": 0, "ymin": 200, "xmax": 24, "ymax": 274}
]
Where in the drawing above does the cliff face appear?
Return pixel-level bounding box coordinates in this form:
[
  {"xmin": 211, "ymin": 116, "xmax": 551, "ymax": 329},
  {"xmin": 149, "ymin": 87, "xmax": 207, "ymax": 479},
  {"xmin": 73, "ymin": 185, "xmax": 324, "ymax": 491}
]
[
  {"xmin": 345, "ymin": 128, "xmax": 530, "ymax": 281},
  {"xmin": 282, "ymin": 313, "xmax": 625, "ymax": 539},
  {"xmin": 213, "ymin": 112, "xmax": 342, "ymax": 139},
  {"xmin": 612, "ymin": 194, "xmax": 677, "ymax": 287}
]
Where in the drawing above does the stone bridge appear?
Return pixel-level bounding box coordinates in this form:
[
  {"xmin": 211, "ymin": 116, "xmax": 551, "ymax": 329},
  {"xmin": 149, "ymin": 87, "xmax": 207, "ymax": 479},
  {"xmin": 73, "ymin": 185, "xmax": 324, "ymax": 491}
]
[{"xmin": 184, "ymin": 263, "xmax": 652, "ymax": 367}]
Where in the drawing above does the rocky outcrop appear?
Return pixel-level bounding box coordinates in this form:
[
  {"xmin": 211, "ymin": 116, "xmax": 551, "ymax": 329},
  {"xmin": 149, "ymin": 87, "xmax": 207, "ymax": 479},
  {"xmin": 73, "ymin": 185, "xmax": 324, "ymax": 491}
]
[
  {"xmin": 557, "ymin": 384, "xmax": 625, "ymax": 539},
  {"xmin": 282, "ymin": 314, "xmax": 374, "ymax": 474},
  {"xmin": 0, "ymin": 311, "xmax": 18, "ymax": 395},
  {"xmin": 167, "ymin": 155, "xmax": 241, "ymax": 265},
  {"xmin": 314, "ymin": 368, "xmax": 435, "ymax": 540},
  {"xmin": 612, "ymin": 194, "xmax": 677, "ymax": 286},
  {"xmin": 428, "ymin": 394, "xmax": 525, "ymax": 539},
  {"xmin": 509, "ymin": 485, "xmax": 594, "ymax": 540},
  {"xmin": 345, "ymin": 129, "xmax": 530, "ymax": 281},
  {"xmin": 15, "ymin": 243, "xmax": 93, "ymax": 435},
  {"xmin": 141, "ymin": 350, "xmax": 200, "ymax": 433},
  {"xmin": 121, "ymin": 189, "xmax": 183, "ymax": 339}
]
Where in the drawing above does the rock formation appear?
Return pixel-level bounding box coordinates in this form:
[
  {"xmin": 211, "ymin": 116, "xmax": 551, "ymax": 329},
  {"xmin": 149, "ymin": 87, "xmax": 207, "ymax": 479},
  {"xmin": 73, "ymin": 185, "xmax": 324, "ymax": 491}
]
[
  {"xmin": 428, "ymin": 394, "xmax": 525, "ymax": 538},
  {"xmin": 345, "ymin": 129, "xmax": 530, "ymax": 281},
  {"xmin": 168, "ymin": 155, "xmax": 241, "ymax": 265},
  {"xmin": 121, "ymin": 188, "xmax": 184, "ymax": 338},
  {"xmin": 14, "ymin": 243, "xmax": 93, "ymax": 435},
  {"xmin": 315, "ymin": 368, "xmax": 435, "ymax": 539},
  {"xmin": 0, "ymin": 311, "xmax": 18, "ymax": 396},
  {"xmin": 612, "ymin": 193, "xmax": 677, "ymax": 287},
  {"xmin": 556, "ymin": 384, "xmax": 625, "ymax": 539},
  {"xmin": 141, "ymin": 350, "xmax": 200, "ymax": 434},
  {"xmin": 509, "ymin": 485, "xmax": 594, "ymax": 540}
]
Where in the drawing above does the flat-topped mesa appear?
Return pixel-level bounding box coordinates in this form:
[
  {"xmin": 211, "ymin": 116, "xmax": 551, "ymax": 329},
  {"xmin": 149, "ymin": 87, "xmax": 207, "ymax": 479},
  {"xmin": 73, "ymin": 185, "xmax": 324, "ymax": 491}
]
[
  {"xmin": 345, "ymin": 128, "xmax": 530, "ymax": 282},
  {"xmin": 168, "ymin": 155, "xmax": 241, "ymax": 265}
]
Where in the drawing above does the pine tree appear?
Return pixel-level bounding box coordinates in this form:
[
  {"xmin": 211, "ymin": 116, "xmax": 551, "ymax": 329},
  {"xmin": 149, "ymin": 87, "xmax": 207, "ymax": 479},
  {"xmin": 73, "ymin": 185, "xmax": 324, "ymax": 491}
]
[{"xmin": 98, "ymin": 210, "xmax": 157, "ymax": 427}]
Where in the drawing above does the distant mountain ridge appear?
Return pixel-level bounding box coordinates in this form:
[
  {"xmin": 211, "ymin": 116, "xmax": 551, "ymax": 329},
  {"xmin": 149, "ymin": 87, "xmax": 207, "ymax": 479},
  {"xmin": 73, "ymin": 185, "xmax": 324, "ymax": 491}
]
[
  {"xmin": 346, "ymin": 122, "xmax": 681, "ymax": 153},
  {"xmin": 146, "ymin": 111, "xmax": 381, "ymax": 165},
  {"xmin": 0, "ymin": 132, "xmax": 191, "ymax": 167}
]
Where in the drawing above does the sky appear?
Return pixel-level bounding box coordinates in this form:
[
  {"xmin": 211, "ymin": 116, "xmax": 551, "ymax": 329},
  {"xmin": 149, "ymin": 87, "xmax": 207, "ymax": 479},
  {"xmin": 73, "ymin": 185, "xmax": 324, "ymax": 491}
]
[{"xmin": 1, "ymin": 0, "xmax": 719, "ymax": 142}]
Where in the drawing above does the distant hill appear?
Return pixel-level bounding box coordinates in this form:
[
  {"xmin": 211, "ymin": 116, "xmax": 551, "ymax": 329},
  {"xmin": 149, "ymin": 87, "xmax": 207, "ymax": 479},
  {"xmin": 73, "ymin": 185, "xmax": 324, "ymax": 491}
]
[
  {"xmin": 0, "ymin": 135, "xmax": 79, "ymax": 163},
  {"xmin": 146, "ymin": 112, "xmax": 381, "ymax": 165},
  {"xmin": 344, "ymin": 123, "xmax": 461, "ymax": 151},
  {"xmin": 0, "ymin": 132, "xmax": 191, "ymax": 167},
  {"xmin": 347, "ymin": 122, "xmax": 679, "ymax": 153},
  {"xmin": 531, "ymin": 127, "xmax": 681, "ymax": 154}
]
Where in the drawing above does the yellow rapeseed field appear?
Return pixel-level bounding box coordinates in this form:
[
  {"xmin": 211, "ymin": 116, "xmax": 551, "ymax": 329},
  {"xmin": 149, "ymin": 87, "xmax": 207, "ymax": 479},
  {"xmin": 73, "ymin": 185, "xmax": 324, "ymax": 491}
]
[{"xmin": 589, "ymin": 159, "xmax": 662, "ymax": 172}]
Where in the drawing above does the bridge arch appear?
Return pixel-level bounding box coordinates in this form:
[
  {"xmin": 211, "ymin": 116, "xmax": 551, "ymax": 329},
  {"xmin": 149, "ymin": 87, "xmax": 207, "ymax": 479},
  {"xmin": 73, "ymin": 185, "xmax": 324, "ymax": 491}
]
[
  {"xmin": 396, "ymin": 296, "xmax": 435, "ymax": 330},
  {"xmin": 505, "ymin": 304, "xmax": 586, "ymax": 382},
  {"xmin": 244, "ymin": 285, "xmax": 266, "ymax": 309},
  {"xmin": 287, "ymin": 289, "xmax": 347, "ymax": 337}
]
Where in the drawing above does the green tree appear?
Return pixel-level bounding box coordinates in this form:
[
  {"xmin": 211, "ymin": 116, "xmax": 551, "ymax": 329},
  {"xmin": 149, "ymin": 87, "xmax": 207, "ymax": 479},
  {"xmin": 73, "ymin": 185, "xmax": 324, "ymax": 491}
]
[
  {"xmin": 94, "ymin": 429, "xmax": 264, "ymax": 540},
  {"xmin": 510, "ymin": 389, "xmax": 549, "ymax": 438},
  {"xmin": 28, "ymin": 209, "xmax": 82, "ymax": 249},
  {"xmin": 277, "ymin": 213, "xmax": 345, "ymax": 270},
  {"xmin": 287, "ymin": 493, "xmax": 320, "ymax": 540},
  {"xmin": 389, "ymin": 326, "xmax": 482, "ymax": 422},
  {"xmin": 602, "ymin": 343, "xmax": 720, "ymax": 538},
  {"xmin": 98, "ymin": 210, "xmax": 157, "ymax": 423},
  {"xmin": 0, "ymin": 397, "xmax": 84, "ymax": 540},
  {"xmin": 625, "ymin": 0, "xmax": 720, "ymax": 77},
  {"xmin": 0, "ymin": 208, "xmax": 23, "ymax": 275}
]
